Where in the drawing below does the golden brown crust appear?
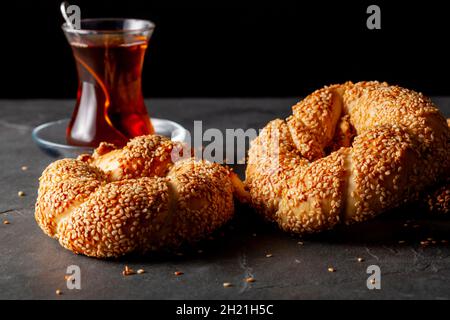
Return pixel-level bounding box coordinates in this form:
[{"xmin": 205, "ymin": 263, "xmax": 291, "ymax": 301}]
[
  {"xmin": 87, "ymin": 135, "xmax": 184, "ymax": 181},
  {"xmin": 35, "ymin": 135, "xmax": 236, "ymax": 258},
  {"xmin": 165, "ymin": 159, "xmax": 235, "ymax": 248},
  {"xmin": 246, "ymin": 119, "xmax": 307, "ymax": 221},
  {"xmin": 35, "ymin": 159, "xmax": 106, "ymax": 238},
  {"xmin": 57, "ymin": 177, "xmax": 171, "ymax": 257},
  {"xmin": 246, "ymin": 81, "xmax": 450, "ymax": 234},
  {"xmin": 287, "ymin": 84, "xmax": 344, "ymax": 161}
]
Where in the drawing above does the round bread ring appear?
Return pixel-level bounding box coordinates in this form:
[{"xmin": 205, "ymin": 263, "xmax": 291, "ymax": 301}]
[
  {"xmin": 35, "ymin": 135, "xmax": 240, "ymax": 258},
  {"xmin": 246, "ymin": 81, "xmax": 450, "ymax": 234}
]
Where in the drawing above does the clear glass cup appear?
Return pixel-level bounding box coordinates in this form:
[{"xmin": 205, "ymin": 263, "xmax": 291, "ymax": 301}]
[{"xmin": 62, "ymin": 18, "xmax": 155, "ymax": 147}]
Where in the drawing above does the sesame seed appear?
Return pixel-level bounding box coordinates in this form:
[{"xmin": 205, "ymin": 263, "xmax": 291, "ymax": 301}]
[
  {"xmin": 122, "ymin": 265, "xmax": 135, "ymax": 276},
  {"xmin": 55, "ymin": 289, "xmax": 62, "ymax": 295},
  {"xmin": 265, "ymin": 253, "xmax": 273, "ymax": 258},
  {"xmin": 21, "ymin": 166, "xmax": 28, "ymax": 171},
  {"xmin": 245, "ymin": 277, "xmax": 256, "ymax": 283},
  {"xmin": 18, "ymin": 191, "xmax": 25, "ymax": 197},
  {"xmin": 357, "ymin": 257, "xmax": 364, "ymax": 262},
  {"xmin": 64, "ymin": 275, "xmax": 71, "ymax": 281},
  {"xmin": 3, "ymin": 220, "xmax": 10, "ymax": 225},
  {"xmin": 328, "ymin": 267, "xmax": 336, "ymax": 273},
  {"xmin": 223, "ymin": 282, "xmax": 232, "ymax": 288},
  {"xmin": 137, "ymin": 269, "xmax": 145, "ymax": 274},
  {"xmin": 174, "ymin": 271, "xmax": 184, "ymax": 276}
]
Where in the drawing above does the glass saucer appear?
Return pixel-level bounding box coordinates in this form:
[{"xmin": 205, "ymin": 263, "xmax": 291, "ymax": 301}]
[{"xmin": 32, "ymin": 118, "xmax": 189, "ymax": 158}]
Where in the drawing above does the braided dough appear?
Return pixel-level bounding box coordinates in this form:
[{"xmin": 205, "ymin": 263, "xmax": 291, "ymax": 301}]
[
  {"xmin": 35, "ymin": 135, "xmax": 239, "ymax": 258},
  {"xmin": 246, "ymin": 81, "xmax": 450, "ymax": 234}
]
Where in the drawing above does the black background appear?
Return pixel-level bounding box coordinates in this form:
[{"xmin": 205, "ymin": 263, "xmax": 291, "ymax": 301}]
[{"xmin": 1, "ymin": 0, "xmax": 450, "ymax": 98}]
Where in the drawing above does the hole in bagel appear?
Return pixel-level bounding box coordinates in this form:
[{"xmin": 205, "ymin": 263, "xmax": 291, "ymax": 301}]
[{"xmin": 324, "ymin": 114, "xmax": 357, "ymax": 155}]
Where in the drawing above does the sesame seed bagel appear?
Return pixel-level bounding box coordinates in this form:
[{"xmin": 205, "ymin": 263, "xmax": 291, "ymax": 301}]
[
  {"xmin": 35, "ymin": 135, "xmax": 238, "ymax": 258},
  {"xmin": 246, "ymin": 81, "xmax": 450, "ymax": 234}
]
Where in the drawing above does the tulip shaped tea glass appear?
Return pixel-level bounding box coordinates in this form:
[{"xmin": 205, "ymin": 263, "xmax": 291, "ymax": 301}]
[{"xmin": 63, "ymin": 18, "xmax": 155, "ymax": 147}]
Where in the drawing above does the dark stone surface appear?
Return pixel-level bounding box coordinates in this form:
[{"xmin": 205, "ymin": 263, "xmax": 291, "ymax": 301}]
[{"xmin": 0, "ymin": 98, "xmax": 449, "ymax": 300}]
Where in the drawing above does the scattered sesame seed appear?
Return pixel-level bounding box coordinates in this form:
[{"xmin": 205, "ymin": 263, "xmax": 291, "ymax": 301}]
[
  {"xmin": 137, "ymin": 269, "xmax": 145, "ymax": 274},
  {"xmin": 223, "ymin": 282, "xmax": 232, "ymax": 288},
  {"xmin": 297, "ymin": 241, "xmax": 304, "ymax": 245},
  {"xmin": 122, "ymin": 265, "xmax": 135, "ymax": 276},
  {"xmin": 18, "ymin": 191, "xmax": 25, "ymax": 197},
  {"xmin": 64, "ymin": 275, "xmax": 73, "ymax": 281},
  {"xmin": 357, "ymin": 257, "xmax": 364, "ymax": 262},
  {"xmin": 3, "ymin": 220, "xmax": 10, "ymax": 225},
  {"xmin": 265, "ymin": 253, "xmax": 273, "ymax": 258},
  {"xmin": 370, "ymin": 279, "xmax": 376, "ymax": 285},
  {"xmin": 55, "ymin": 289, "xmax": 62, "ymax": 295},
  {"xmin": 21, "ymin": 166, "xmax": 28, "ymax": 171},
  {"xmin": 328, "ymin": 267, "xmax": 336, "ymax": 273},
  {"xmin": 174, "ymin": 271, "xmax": 184, "ymax": 276},
  {"xmin": 245, "ymin": 277, "xmax": 256, "ymax": 283}
]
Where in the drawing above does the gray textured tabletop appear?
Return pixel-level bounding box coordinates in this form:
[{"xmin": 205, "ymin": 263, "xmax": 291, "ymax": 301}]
[{"xmin": 0, "ymin": 98, "xmax": 449, "ymax": 300}]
